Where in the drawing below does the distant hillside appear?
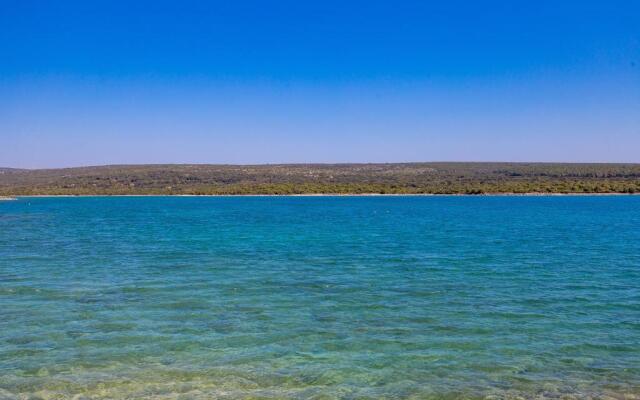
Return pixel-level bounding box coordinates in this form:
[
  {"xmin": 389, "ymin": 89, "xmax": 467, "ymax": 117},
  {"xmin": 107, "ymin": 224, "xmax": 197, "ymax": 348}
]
[
  {"xmin": 0, "ymin": 168, "xmax": 26, "ymax": 174},
  {"xmin": 0, "ymin": 163, "xmax": 639, "ymax": 195}
]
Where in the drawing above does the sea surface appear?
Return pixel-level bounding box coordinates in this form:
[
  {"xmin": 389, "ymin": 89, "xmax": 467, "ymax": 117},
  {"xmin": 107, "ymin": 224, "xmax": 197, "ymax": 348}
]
[{"xmin": 1, "ymin": 196, "xmax": 639, "ymax": 399}]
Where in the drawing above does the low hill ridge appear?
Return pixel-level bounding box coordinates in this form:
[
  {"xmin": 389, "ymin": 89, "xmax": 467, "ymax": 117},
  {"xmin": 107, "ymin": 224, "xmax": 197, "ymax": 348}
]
[{"xmin": 1, "ymin": 163, "xmax": 638, "ymax": 195}]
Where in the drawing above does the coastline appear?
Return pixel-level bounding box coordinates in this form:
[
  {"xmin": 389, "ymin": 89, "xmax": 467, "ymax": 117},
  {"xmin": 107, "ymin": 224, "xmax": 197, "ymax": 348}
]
[
  {"xmin": 8, "ymin": 192, "xmax": 640, "ymax": 198},
  {"xmin": 3, "ymin": 164, "xmax": 639, "ymax": 198}
]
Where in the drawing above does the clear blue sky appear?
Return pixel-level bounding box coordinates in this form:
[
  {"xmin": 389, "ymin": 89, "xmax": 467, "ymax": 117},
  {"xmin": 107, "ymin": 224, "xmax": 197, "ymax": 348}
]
[{"xmin": 1, "ymin": 1, "xmax": 639, "ymax": 168}]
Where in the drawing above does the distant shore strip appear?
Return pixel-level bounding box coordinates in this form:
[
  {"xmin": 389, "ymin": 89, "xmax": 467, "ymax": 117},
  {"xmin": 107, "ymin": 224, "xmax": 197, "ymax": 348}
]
[{"xmin": 7, "ymin": 192, "xmax": 640, "ymax": 198}]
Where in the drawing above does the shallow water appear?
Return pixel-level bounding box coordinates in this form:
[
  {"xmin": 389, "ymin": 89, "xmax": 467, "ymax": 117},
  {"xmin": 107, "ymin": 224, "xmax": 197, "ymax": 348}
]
[{"xmin": 1, "ymin": 196, "xmax": 639, "ymax": 399}]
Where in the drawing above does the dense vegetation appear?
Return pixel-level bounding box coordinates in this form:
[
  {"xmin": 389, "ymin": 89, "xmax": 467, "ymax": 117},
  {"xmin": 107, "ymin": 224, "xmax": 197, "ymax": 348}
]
[{"xmin": 1, "ymin": 163, "xmax": 639, "ymax": 195}]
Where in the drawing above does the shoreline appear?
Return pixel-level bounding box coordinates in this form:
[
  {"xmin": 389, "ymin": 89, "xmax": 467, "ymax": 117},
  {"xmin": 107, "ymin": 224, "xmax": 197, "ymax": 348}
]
[{"xmin": 6, "ymin": 192, "xmax": 640, "ymax": 198}]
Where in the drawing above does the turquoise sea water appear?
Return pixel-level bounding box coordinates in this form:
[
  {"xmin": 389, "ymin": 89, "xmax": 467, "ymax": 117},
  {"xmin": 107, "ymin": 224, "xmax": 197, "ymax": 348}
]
[{"xmin": 1, "ymin": 196, "xmax": 639, "ymax": 399}]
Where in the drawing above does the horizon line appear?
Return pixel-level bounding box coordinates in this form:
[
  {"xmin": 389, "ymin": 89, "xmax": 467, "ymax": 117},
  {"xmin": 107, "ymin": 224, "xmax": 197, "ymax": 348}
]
[{"xmin": 3, "ymin": 161, "xmax": 640, "ymax": 171}]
